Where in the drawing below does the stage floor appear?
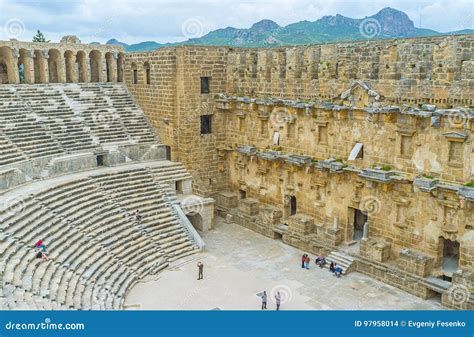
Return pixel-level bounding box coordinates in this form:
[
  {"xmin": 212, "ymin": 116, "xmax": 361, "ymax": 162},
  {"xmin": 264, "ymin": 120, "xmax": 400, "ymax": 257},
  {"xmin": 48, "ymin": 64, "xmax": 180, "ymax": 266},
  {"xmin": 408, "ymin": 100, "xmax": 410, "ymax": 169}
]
[{"xmin": 124, "ymin": 217, "xmax": 443, "ymax": 310}]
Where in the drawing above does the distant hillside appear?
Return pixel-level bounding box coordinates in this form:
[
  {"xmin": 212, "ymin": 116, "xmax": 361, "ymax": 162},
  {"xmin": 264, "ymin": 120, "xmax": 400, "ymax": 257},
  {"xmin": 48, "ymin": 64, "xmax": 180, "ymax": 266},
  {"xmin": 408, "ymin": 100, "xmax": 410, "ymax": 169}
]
[{"xmin": 107, "ymin": 7, "xmax": 474, "ymax": 51}]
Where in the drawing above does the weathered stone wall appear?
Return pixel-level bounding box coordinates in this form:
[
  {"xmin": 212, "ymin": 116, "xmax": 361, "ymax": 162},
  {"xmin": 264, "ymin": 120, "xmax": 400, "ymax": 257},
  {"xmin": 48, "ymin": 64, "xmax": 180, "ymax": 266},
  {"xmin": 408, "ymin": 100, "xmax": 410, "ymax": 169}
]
[
  {"xmin": 226, "ymin": 35, "xmax": 473, "ymax": 106},
  {"xmin": 125, "ymin": 46, "xmax": 230, "ymax": 195}
]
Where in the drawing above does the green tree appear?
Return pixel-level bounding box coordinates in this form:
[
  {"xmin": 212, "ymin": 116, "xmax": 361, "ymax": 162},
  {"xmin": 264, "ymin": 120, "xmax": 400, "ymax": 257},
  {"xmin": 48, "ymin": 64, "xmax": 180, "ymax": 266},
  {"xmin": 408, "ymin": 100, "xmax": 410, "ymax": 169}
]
[{"xmin": 32, "ymin": 30, "xmax": 49, "ymax": 43}]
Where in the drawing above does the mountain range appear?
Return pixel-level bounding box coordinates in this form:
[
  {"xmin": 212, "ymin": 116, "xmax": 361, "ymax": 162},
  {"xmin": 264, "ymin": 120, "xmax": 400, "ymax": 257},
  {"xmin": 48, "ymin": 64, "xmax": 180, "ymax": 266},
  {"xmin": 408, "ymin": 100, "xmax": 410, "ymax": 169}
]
[{"xmin": 106, "ymin": 7, "xmax": 474, "ymax": 52}]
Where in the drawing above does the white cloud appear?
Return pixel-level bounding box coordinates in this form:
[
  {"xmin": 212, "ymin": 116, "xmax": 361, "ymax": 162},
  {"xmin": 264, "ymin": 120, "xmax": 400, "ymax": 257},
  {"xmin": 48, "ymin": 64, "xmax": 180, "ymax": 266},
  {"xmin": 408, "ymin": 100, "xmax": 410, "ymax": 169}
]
[{"xmin": 0, "ymin": 0, "xmax": 472, "ymax": 44}]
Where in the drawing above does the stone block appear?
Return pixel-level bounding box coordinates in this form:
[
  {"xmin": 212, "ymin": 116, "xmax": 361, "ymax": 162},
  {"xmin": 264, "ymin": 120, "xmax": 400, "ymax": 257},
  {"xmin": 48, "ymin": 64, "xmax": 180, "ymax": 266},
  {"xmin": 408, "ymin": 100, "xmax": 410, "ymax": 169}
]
[
  {"xmin": 397, "ymin": 248, "xmax": 434, "ymax": 277},
  {"xmin": 239, "ymin": 198, "xmax": 259, "ymax": 216},
  {"xmin": 287, "ymin": 213, "xmax": 314, "ymax": 236},
  {"xmin": 0, "ymin": 168, "xmax": 28, "ymax": 191},
  {"xmin": 215, "ymin": 191, "xmax": 238, "ymax": 209},
  {"xmin": 47, "ymin": 153, "xmax": 97, "ymax": 177},
  {"xmin": 360, "ymin": 237, "xmax": 391, "ymax": 262},
  {"xmin": 257, "ymin": 205, "xmax": 283, "ymax": 225},
  {"xmin": 103, "ymin": 150, "xmax": 127, "ymax": 166}
]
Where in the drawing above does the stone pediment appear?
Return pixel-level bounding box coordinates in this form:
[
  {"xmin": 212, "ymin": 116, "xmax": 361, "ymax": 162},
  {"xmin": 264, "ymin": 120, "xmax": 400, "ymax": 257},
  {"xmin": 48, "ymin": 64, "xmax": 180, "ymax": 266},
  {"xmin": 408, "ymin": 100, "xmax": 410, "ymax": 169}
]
[{"xmin": 340, "ymin": 80, "xmax": 380, "ymax": 108}]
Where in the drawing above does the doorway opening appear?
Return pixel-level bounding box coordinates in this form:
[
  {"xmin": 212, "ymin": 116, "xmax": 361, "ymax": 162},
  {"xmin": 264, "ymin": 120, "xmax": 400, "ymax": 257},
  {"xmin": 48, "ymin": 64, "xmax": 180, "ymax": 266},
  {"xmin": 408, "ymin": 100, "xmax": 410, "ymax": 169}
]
[
  {"xmin": 442, "ymin": 238, "xmax": 459, "ymax": 276},
  {"xmin": 353, "ymin": 209, "xmax": 367, "ymax": 241},
  {"xmin": 290, "ymin": 196, "xmax": 297, "ymax": 216}
]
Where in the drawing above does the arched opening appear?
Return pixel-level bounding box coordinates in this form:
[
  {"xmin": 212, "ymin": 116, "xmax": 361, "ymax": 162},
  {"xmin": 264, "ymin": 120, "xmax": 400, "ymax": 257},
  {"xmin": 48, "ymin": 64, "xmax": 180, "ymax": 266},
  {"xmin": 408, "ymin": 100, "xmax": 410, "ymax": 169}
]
[
  {"xmin": 33, "ymin": 50, "xmax": 47, "ymax": 83},
  {"xmin": 143, "ymin": 62, "xmax": 151, "ymax": 85},
  {"xmin": 0, "ymin": 46, "xmax": 17, "ymax": 84},
  {"xmin": 186, "ymin": 213, "xmax": 203, "ymax": 231},
  {"xmin": 89, "ymin": 50, "xmax": 102, "ymax": 82},
  {"xmin": 76, "ymin": 51, "xmax": 87, "ymax": 82},
  {"xmin": 64, "ymin": 50, "xmax": 75, "ymax": 83},
  {"xmin": 131, "ymin": 62, "xmax": 138, "ymax": 84},
  {"xmin": 18, "ymin": 48, "xmax": 29, "ymax": 83},
  {"xmin": 117, "ymin": 53, "xmax": 125, "ymax": 82},
  {"xmin": 48, "ymin": 49, "xmax": 62, "ymax": 83}
]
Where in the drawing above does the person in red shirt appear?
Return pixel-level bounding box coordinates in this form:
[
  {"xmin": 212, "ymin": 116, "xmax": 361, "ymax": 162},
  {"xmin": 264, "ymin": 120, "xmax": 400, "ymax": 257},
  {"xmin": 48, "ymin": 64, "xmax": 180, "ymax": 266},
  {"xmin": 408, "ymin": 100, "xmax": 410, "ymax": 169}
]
[
  {"xmin": 34, "ymin": 240, "xmax": 47, "ymax": 252},
  {"xmin": 301, "ymin": 254, "xmax": 306, "ymax": 268}
]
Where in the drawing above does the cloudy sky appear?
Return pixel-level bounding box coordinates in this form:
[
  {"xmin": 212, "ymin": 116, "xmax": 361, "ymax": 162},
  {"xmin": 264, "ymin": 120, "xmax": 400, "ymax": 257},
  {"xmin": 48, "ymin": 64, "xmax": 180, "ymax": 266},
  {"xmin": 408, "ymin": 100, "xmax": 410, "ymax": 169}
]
[{"xmin": 0, "ymin": 0, "xmax": 472, "ymax": 44}]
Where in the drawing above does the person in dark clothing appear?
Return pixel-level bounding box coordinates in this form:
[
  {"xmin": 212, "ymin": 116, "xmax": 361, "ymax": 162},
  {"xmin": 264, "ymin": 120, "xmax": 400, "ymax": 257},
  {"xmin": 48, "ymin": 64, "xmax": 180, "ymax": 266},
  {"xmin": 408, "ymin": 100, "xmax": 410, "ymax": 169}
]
[
  {"xmin": 329, "ymin": 261, "xmax": 335, "ymax": 273},
  {"xmin": 275, "ymin": 291, "xmax": 281, "ymax": 311},
  {"xmin": 197, "ymin": 262, "xmax": 204, "ymax": 280},
  {"xmin": 261, "ymin": 291, "xmax": 267, "ymax": 310}
]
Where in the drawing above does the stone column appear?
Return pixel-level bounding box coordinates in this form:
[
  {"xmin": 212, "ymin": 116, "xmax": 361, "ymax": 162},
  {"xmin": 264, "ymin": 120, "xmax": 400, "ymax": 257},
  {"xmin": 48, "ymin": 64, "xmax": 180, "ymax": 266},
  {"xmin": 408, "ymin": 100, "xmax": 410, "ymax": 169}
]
[
  {"xmin": 84, "ymin": 58, "xmax": 91, "ymax": 83},
  {"xmin": 66, "ymin": 52, "xmax": 77, "ymax": 83},
  {"xmin": 23, "ymin": 50, "xmax": 35, "ymax": 84},
  {"xmin": 11, "ymin": 48, "xmax": 20, "ymax": 84},
  {"xmin": 100, "ymin": 55, "xmax": 107, "ymax": 82},
  {"xmin": 108, "ymin": 52, "xmax": 118, "ymax": 82},
  {"xmin": 363, "ymin": 222, "xmax": 369, "ymax": 239},
  {"xmin": 38, "ymin": 49, "xmax": 50, "ymax": 83},
  {"xmin": 58, "ymin": 52, "xmax": 66, "ymax": 83}
]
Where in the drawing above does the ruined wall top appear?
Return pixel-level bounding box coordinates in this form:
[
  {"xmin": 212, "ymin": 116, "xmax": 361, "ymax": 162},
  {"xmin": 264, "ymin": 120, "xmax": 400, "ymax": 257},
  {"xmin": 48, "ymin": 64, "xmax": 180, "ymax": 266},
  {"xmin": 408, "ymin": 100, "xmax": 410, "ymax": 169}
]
[{"xmin": 0, "ymin": 37, "xmax": 125, "ymax": 54}]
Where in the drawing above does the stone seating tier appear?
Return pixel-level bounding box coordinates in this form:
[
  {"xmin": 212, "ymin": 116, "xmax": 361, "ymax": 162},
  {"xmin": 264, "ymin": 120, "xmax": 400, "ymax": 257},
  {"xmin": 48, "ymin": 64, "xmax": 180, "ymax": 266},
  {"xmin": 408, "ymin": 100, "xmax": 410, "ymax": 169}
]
[{"xmin": 0, "ymin": 162, "xmax": 198, "ymax": 310}]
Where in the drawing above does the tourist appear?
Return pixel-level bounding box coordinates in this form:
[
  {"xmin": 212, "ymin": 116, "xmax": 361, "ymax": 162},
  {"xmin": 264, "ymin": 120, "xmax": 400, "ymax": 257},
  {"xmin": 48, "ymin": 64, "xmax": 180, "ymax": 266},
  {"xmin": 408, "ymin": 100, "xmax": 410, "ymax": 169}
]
[
  {"xmin": 261, "ymin": 291, "xmax": 267, "ymax": 310},
  {"xmin": 334, "ymin": 264, "xmax": 343, "ymax": 278},
  {"xmin": 135, "ymin": 209, "xmax": 142, "ymax": 222},
  {"xmin": 275, "ymin": 291, "xmax": 281, "ymax": 310},
  {"xmin": 315, "ymin": 255, "xmax": 326, "ymax": 268},
  {"xmin": 301, "ymin": 253, "xmax": 306, "ymax": 268},
  {"xmin": 35, "ymin": 251, "xmax": 49, "ymax": 262},
  {"xmin": 329, "ymin": 261, "xmax": 335, "ymax": 273},
  {"xmin": 34, "ymin": 239, "xmax": 47, "ymax": 252},
  {"xmin": 305, "ymin": 255, "xmax": 310, "ymax": 269},
  {"xmin": 197, "ymin": 261, "xmax": 204, "ymax": 280}
]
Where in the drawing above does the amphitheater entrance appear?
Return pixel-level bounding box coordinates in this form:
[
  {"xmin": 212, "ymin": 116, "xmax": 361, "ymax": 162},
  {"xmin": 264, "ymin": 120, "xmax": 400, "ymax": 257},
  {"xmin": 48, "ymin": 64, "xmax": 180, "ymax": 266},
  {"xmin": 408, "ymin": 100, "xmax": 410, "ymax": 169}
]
[
  {"xmin": 186, "ymin": 213, "xmax": 203, "ymax": 231},
  {"xmin": 441, "ymin": 238, "xmax": 459, "ymax": 277}
]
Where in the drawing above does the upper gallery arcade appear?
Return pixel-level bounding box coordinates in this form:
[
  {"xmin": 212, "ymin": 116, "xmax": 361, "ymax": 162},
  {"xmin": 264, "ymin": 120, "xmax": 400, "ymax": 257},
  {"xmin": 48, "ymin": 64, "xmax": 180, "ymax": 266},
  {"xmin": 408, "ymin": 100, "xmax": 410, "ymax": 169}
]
[{"xmin": 0, "ymin": 35, "xmax": 125, "ymax": 84}]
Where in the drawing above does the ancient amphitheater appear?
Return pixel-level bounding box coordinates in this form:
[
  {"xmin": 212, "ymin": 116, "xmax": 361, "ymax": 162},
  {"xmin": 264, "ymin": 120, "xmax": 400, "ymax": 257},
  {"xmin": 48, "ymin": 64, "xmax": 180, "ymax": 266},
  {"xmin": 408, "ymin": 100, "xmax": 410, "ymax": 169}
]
[{"xmin": 0, "ymin": 34, "xmax": 472, "ymax": 310}]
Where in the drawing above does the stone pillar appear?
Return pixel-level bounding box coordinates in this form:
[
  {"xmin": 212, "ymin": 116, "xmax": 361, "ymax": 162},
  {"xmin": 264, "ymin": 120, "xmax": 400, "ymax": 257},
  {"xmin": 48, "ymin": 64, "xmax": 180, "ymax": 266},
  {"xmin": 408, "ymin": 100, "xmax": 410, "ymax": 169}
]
[
  {"xmin": 39, "ymin": 49, "xmax": 50, "ymax": 83},
  {"xmin": 23, "ymin": 50, "xmax": 35, "ymax": 84},
  {"xmin": 58, "ymin": 52, "xmax": 66, "ymax": 83},
  {"xmin": 84, "ymin": 59, "xmax": 91, "ymax": 83},
  {"xmin": 100, "ymin": 55, "xmax": 107, "ymax": 82},
  {"xmin": 109, "ymin": 52, "xmax": 118, "ymax": 82},
  {"xmin": 363, "ymin": 222, "xmax": 369, "ymax": 239},
  {"xmin": 11, "ymin": 48, "xmax": 20, "ymax": 84},
  {"xmin": 65, "ymin": 52, "xmax": 77, "ymax": 83}
]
